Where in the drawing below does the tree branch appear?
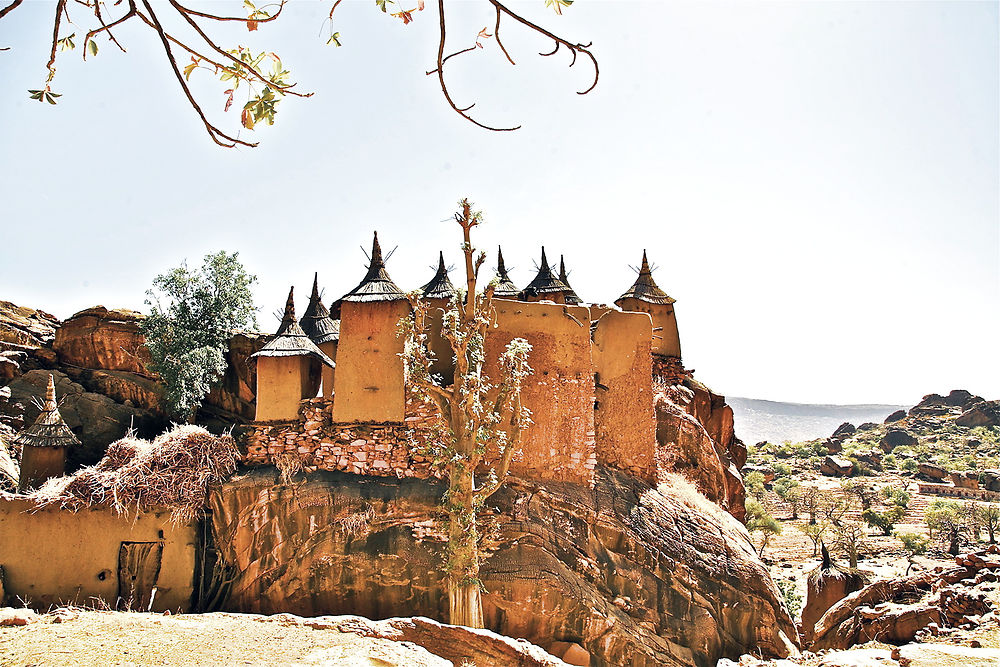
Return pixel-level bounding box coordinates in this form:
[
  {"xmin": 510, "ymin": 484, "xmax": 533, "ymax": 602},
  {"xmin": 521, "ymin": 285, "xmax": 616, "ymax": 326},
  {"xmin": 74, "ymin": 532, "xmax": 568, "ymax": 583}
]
[
  {"xmin": 171, "ymin": 0, "xmax": 285, "ymax": 24},
  {"xmin": 0, "ymin": 0, "xmax": 24, "ymax": 21},
  {"xmin": 85, "ymin": 1, "xmax": 134, "ymax": 58}
]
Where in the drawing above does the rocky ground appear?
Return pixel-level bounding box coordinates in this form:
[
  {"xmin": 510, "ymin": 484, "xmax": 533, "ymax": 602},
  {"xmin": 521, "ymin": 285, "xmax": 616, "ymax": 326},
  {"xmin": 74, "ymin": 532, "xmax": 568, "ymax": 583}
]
[
  {"xmin": 0, "ymin": 607, "xmax": 567, "ymax": 666},
  {"xmin": 735, "ymin": 390, "xmax": 1000, "ymax": 664}
]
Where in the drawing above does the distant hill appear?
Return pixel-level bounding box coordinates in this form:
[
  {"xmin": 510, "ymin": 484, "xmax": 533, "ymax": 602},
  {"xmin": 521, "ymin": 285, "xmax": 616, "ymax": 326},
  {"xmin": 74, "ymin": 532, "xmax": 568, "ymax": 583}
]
[{"xmin": 728, "ymin": 397, "xmax": 907, "ymax": 445}]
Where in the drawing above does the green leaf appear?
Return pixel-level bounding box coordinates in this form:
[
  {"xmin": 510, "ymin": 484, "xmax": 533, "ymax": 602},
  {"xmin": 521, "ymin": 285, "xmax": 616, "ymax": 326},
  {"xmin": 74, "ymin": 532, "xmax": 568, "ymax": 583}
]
[
  {"xmin": 375, "ymin": 0, "xmax": 393, "ymax": 13},
  {"xmin": 87, "ymin": 39, "xmax": 98, "ymax": 57},
  {"xmin": 327, "ymin": 32, "xmax": 342, "ymax": 47}
]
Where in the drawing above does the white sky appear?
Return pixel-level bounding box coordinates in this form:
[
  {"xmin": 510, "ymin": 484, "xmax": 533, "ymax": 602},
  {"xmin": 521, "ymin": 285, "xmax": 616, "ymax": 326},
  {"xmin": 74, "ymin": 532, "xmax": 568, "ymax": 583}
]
[{"xmin": 1, "ymin": 1, "xmax": 997, "ymax": 405}]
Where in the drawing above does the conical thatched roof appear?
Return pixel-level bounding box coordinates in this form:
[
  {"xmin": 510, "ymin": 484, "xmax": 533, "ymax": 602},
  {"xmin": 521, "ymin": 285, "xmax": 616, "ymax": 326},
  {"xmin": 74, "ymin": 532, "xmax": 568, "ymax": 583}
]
[
  {"xmin": 299, "ymin": 273, "xmax": 340, "ymax": 345},
  {"xmin": 252, "ymin": 287, "xmax": 335, "ymax": 367},
  {"xmin": 421, "ymin": 252, "xmax": 456, "ymax": 300},
  {"xmin": 617, "ymin": 251, "xmax": 676, "ymax": 305},
  {"xmin": 559, "ymin": 255, "xmax": 583, "ymax": 305},
  {"xmin": 522, "ymin": 247, "xmax": 569, "ymax": 298},
  {"xmin": 340, "ymin": 232, "xmax": 407, "ymax": 303},
  {"xmin": 12, "ymin": 375, "xmax": 80, "ymax": 449},
  {"xmin": 493, "ymin": 247, "xmax": 520, "ymax": 299}
]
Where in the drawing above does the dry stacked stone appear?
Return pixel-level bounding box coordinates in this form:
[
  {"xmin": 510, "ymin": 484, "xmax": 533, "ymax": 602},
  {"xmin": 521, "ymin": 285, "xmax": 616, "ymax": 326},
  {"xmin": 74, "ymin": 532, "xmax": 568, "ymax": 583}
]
[{"xmin": 245, "ymin": 396, "xmax": 444, "ymax": 479}]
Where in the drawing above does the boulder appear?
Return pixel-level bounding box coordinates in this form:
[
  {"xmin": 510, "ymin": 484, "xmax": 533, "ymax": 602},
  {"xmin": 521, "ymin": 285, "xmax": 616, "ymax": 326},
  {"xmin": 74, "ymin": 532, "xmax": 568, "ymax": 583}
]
[
  {"xmin": 852, "ymin": 450, "xmax": 881, "ymax": 467},
  {"xmin": 53, "ymin": 306, "xmax": 153, "ymax": 378},
  {"xmin": 832, "ymin": 423, "xmax": 856, "ymax": 439},
  {"xmin": 917, "ymin": 463, "xmax": 948, "ymax": 481},
  {"xmin": 210, "ymin": 467, "xmax": 800, "ymax": 667},
  {"xmin": 856, "ymin": 423, "xmax": 877, "ymax": 432},
  {"xmin": 0, "ymin": 352, "xmax": 24, "ymax": 383},
  {"xmin": 981, "ymin": 470, "xmax": 1000, "ymax": 493},
  {"xmin": 944, "ymin": 389, "xmax": 982, "ymax": 409},
  {"xmin": 950, "ymin": 470, "xmax": 979, "ymax": 490},
  {"xmin": 0, "ymin": 301, "xmax": 58, "ymax": 350},
  {"xmin": 956, "ymin": 400, "xmax": 1000, "ymax": 428},
  {"xmin": 742, "ymin": 465, "xmax": 776, "ymax": 483},
  {"xmin": 801, "ymin": 548, "xmax": 870, "ymax": 643},
  {"xmin": 821, "ymin": 456, "xmax": 854, "ymax": 477},
  {"xmin": 884, "ymin": 410, "xmax": 906, "ymax": 424},
  {"xmin": 879, "ymin": 429, "xmax": 917, "ymax": 452},
  {"xmin": 203, "ymin": 332, "xmax": 268, "ymax": 421},
  {"xmin": 825, "ymin": 438, "xmax": 843, "ymax": 454}
]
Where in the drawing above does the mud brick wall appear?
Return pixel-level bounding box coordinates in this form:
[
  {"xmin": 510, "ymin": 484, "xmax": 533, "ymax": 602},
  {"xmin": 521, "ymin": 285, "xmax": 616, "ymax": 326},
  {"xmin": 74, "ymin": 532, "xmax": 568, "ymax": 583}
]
[
  {"xmin": 652, "ymin": 355, "xmax": 692, "ymax": 385},
  {"xmin": 483, "ymin": 301, "xmax": 596, "ymax": 485},
  {"xmin": 245, "ymin": 397, "xmax": 443, "ymax": 479}
]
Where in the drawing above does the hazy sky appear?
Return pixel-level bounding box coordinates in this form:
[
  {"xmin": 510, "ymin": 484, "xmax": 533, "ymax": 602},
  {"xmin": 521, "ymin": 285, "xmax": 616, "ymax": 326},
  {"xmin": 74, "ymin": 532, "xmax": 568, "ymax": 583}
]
[{"xmin": 1, "ymin": 1, "xmax": 997, "ymax": 405}]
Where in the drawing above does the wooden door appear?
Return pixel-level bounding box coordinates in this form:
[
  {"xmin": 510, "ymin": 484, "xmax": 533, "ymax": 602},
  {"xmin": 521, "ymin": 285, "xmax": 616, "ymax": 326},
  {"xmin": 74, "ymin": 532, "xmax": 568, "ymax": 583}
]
[{"xmin": 118, "ymin": 541, "xmax": 163, "ymax": 611}]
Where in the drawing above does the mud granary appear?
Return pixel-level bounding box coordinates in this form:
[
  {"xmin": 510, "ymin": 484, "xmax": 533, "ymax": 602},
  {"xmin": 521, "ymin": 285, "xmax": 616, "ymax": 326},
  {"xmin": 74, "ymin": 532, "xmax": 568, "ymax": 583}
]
[{"xmin": 247, "ymin": 233, "xmax": 687, "ymax": 486}]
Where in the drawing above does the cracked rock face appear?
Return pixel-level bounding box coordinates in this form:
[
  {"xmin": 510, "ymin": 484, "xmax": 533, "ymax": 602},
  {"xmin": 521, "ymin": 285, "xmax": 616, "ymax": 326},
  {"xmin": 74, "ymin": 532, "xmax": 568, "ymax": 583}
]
[{"xmin": 210, "ymin": 467, "xmax": 797, "ymax": 667}]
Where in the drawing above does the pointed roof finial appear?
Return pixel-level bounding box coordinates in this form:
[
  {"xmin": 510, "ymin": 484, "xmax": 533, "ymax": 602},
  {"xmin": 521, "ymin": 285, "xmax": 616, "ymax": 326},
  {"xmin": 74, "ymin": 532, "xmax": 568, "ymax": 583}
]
[
  {"xmin": 278, "ymin": 286, "xmax": 296, "ymax": 333},
  {"xmin": 494, "ymin": 246, "xmax": 520, "ymax": 299},
  {"xmin": 339, "ymin": 231, "xmax": 407, "ymax": 302},
  {"xmin": 522, "ymin": 246, "xmax": 570, "ymax": 298},
  {"xmin": 300, "ymin": 275, "xmax": 340, "ymax": 345},
  {"xmin": 616, "ymin": 250, "xmax": 675, "ymax": 305},
  {"xmin": 559, "ymin": 255, "xmax": 583, "ymax": 305},
  {"xmin": 421, "ymin": 251, "xmax": 456, "ymax": 300},
  {"xmin": 45, "ymin": 373, "xmax": 57, "ymax": 408}
]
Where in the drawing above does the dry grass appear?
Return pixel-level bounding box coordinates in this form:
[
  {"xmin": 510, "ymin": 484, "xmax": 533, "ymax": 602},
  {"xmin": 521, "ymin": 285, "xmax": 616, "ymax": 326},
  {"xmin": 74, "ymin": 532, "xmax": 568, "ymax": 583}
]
[{"xmin": 28, "ymin": 425, "xmax": 238, "ymax": 523}]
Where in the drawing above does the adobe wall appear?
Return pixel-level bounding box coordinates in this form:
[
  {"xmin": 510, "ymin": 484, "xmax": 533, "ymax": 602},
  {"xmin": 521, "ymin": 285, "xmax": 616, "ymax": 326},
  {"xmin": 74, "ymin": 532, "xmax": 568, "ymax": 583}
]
[
  {"xmin": 17, "ymin": 446, "xmax": 66, "ymax": 493},
  {"xmin": 619, "ymin": 298, "xmax": 681, "ymax": 359},
  {"xmin": 592, "ymin": 310, "xmax": 657, "ymax": 482},
  {"xmin": 0, "ymin": 498, "xmax": 195, "ymax": 611},
  {"xmin": 246, "ymin": 397, "xmax": 443, "ymax": 479},
  {"xmin": 255, "ymin": 355, "xmax": 312, "ymax": 422},
  {"xmin": 483, "ymin": 301, "xmax": 596, "ymax": 485},
  {"xmin": 332, "ymin": 300, "xmax": 410, "ymax": 423},
  {"xmin": 319, "ymin": 340, "xmax": 336, "ymax": 399},
  {"xmin": 423, "ymin": 298, "xmax": 455, "ymax": 384}
]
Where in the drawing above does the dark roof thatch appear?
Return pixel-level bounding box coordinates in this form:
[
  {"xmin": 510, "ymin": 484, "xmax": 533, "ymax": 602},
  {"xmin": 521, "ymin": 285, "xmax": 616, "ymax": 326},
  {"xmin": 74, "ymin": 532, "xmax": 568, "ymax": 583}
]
[
  {"xmin": 522, "ymin": 247, "xmax": 569, "ymax": 298},
  {"xmin": 12, "ymin": 375, "xmax": 80, "ymax": 449},
  {"xmin": 299, "ymin": 273, "xmax": 340, "ymax": 345},
  {"xmin": 616, "ymin": 251, "xmax": 676, "ymax": 305},
  {"xmin": 340, "ymin": 232, "xmax": 407, "ymax": 303},
  {"xmin": 252, "ymin": 287, "xmax": 335, "ymax": 367},
  {"xmin": 493, "ymin": 247, "xmax": 520, "ymax": 298},
  {"xmin": 558, "ymin": 255, "xmax": 583, "ymax": 305},
  {"xmin": 421, "ymin": 252, "xmax": 456, "ymax": 300}
]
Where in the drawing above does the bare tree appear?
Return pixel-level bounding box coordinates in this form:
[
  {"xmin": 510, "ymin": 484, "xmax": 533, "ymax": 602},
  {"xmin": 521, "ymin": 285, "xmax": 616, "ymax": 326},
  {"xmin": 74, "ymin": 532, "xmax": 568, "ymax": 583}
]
[
  {"xmin": 400, "ymin": 198, "xmax": 532, "ymax": 628},
  {"xmin": 834, "ymin": 521, "xmax": 867, "ymax": 569},
  {"xmin": 4, "ymin": 0, "xmax": 598, "ymax": 145}
]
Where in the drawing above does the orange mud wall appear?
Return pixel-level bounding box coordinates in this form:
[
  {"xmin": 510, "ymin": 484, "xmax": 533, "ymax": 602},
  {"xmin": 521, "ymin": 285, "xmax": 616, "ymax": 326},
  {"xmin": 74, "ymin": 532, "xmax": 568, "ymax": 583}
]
[
  {"xmin": 617, "ymin": 298, "xmax": 681, "ymax": 359},
  {"xmin": 17, "ymin": 447, "xmax": 66, "ymax": 493},
  {"xmin": 592, "ymin": 310, "xmax": 657, "ymax": 482},
  {"xmin": 319, "ymin": 340, "xmax": 337, "ymax": 399},
  {"xmin": 423, "ymin": 298, "xmax": 455, "ymax": 385},
  {"xmin": 255, "ymin": 356, "xmax": 315, "ymax": 422},
  {"xmin": 484, "ymin": 301, "xmax": 596, "ymax": 484},
  {"xmin": 332, "ymin": 300, "xmax": 410, "ymax": 423},
  {"xmin": 0, "ymin": 498, "xmax": 195, "ymax": 611}
]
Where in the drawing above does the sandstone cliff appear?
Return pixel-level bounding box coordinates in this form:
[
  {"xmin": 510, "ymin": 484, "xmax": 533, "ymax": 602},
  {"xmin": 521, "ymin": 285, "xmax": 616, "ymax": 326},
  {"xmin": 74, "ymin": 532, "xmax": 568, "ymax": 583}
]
[{"xmin": 209, "ymin": 467, "xmax": 797, "ymax": 667}]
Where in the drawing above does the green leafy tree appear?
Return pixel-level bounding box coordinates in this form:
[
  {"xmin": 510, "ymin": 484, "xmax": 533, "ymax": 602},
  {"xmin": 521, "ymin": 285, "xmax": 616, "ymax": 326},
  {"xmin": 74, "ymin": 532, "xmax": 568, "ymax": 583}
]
[
  {"xmin": 834, "ymin": 521, "xmax": 866, "ymax": 569},
  {"xmin": 798, "ymin": 521, "xmax": 829, "ymax": 557},
  {"xmin": 5, "ymin": 0, "xmax": 598, "ymax": 143},
  {"xmin": 142, "ymin": 251, "xmax": 257, "ymax": 420},
  {"xmin": 925, "ymin": 500, "xmax": 971, "ymax": 555},
  {"xmin": 802, "ymin": 486, "xmax": 820, "ymax": 525},
  {"xmin": 895, "ymin": 531, "xmax": 930, "ymax": 575},
  {"xmin": 862, "ymin": 506, "xmax": 906, "ymax": 536},
  {"xmin": 744, "ymin": 470, "xmax": 767, "ymax": 501},
  {"xmin": 400, "ymin": 198, "xmax": 532, "ymax": 628},
  {"xmin": 746, "ymin": 498, "xmax": 782, "ymax": 558},
  {"xmin": 776, "ymin": 579, "xmax": 802, "ymax": 620}
]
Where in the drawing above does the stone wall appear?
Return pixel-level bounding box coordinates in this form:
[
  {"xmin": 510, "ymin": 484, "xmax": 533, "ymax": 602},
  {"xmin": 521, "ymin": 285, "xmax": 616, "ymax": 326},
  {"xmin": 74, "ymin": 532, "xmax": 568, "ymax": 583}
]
[{"xmin": 246, "ymin": 397, "xmax": 443, "ymax": 479}]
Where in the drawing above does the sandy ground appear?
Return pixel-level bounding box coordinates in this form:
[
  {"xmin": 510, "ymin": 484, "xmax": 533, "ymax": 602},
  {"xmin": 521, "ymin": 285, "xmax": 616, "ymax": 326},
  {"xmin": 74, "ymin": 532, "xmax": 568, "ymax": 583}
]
[{"xmin": 0, "ymin": 609, "xmax": 451, "ymax": 667}]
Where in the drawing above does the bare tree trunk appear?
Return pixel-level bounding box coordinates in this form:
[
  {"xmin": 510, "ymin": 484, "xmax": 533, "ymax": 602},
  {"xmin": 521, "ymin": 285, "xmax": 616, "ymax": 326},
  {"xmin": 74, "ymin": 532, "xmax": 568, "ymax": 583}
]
[{"xmin": 446, "ymin": 464, "xmax": 484, "ymax": 628}]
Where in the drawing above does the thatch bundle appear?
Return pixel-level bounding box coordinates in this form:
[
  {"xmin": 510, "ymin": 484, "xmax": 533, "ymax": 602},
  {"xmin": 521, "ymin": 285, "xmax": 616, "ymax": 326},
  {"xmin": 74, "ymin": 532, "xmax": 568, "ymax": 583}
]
[{"xmin": 31, "ymin": 425, "xmax": 238, "ymax": 523}]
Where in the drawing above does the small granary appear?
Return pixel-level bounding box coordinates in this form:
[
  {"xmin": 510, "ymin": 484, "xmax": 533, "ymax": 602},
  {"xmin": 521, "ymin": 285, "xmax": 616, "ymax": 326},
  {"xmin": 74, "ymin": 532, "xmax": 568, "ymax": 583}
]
[
  {"xmin": 331, "ymin": 232, "xmax": 411, "ymax": 423},
  {"xmin": 252, "ymin": 288, "xmax": 335, "ymax": 421},
  {"xmin": 13, "ymin": 374, "xmax": 80, "ymax": 492},
  {"xmin": 299, "ymin": 273, "xmax": 340, "ymax": 399},
  {"xmin": 616, "ymin": 250, "xmax": 681, "ymax": 359},
  {"xmin": 521, "ymin": 247, "xmax": 570, "ymax": 303},
  {"xmin": 492, "ymin": 247, "xmax": 520, "ymax": 300},
  {"xmin": 420, "ymin": 252, "xmax": 457, "ymax": 382},
  {"xmin": 559, "ymin": 255, "xmax": 583, "ymax": 305}
]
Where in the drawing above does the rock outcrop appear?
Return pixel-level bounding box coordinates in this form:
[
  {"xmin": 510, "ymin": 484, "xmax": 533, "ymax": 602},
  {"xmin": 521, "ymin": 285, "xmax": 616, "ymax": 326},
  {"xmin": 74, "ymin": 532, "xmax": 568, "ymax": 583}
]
[
  {"xmin": 209, "ymin": 467, "xmax": 798, "ymax": 667},
  {"xmin": 956, "ymin": 400, "xmax": 1000, "ymax": 428},
  {"xmin": 820, "ymin": 456, "xmax": 854, "ymax": 477},
  {"xmin": 53, "ymin": 307, "xmax": 152, "ymax": 377},
  {"xmin": 801, "ymin": 548, "xmax": 870, "ymax": 643},
  {"xmin": 656, "ymin": 379, "xmax": 747, "ymax": 521}
]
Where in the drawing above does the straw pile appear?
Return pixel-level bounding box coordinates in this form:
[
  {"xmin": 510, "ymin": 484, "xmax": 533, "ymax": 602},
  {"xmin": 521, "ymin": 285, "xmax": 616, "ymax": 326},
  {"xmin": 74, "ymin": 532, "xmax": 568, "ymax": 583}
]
[{"xmin": 30, "ymin": 424, "xmax": 238, "ymax": 523}]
